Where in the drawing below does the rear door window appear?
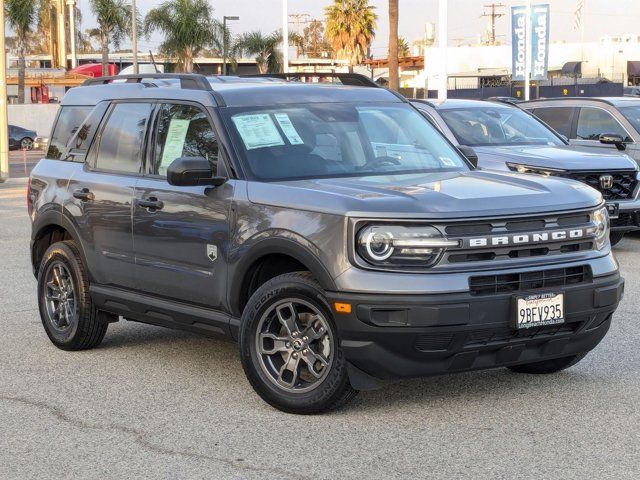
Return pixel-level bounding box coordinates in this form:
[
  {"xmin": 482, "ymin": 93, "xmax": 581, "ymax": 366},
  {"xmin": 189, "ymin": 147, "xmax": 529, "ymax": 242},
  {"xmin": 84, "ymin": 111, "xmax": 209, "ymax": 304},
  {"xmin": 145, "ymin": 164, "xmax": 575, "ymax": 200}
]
[
  {"xmin": 93, "ymin": 102, "xmax": 153, "ymax": 174},
  {"xmin": 47, "ymin": 106, "xmax": 92, "ymax": 159},
  {"xmin": 576, "ymin": 107, "xmax": 630, "ymax": 141},
  {"xmin": 530, "ymin": 107, "xmax": 574, "ymax": 138}
]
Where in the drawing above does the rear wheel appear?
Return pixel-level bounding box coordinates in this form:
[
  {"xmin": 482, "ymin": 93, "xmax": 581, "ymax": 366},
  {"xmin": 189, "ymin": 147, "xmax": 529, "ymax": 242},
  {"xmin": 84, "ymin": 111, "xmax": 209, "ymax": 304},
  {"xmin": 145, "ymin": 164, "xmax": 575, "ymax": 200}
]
[
  {"xmin": 20, "ymin": 137, "xmax": 33, "ymax": 150},
  {"xmin": 609, "ymin": 231, "xmax": 625, "ymax": 246},
  {"xmin": 239, "ymin": 272, "xmax": 357, "ymax": 414},
  {"xmin": 37, "ymin": 241, "xmax": 113, "ymax": 351},
  {"xmin": 507, "ymin": 352, "xmax": 588, "ymax": 374}
]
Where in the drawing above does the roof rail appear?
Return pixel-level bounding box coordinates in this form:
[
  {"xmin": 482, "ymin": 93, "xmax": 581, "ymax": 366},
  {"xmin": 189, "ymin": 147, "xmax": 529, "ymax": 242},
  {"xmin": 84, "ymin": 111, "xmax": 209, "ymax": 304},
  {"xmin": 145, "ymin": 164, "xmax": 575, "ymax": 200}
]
[
  {"xmin": 82, "ymin": 73, "xmax": 212, "ymax": 91},
  {"xmin": 520, "ymin": 97, "xmax": 615, "ymax": 106},
  {"xmin": 242, "ymin": 72, "xmax": 380, "ymax": 88}
]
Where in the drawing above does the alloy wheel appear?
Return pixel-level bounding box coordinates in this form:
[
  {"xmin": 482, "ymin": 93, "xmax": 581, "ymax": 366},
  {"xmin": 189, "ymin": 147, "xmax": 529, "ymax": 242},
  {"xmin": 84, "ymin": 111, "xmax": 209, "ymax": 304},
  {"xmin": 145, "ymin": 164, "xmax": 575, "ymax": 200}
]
[
  {"xmin": 255, "ymin": 299, "xmax": 334, "ymax": 393},
  {"xmin": 43, "ymin": 261, "xmax": 77, "ymax": 332}
]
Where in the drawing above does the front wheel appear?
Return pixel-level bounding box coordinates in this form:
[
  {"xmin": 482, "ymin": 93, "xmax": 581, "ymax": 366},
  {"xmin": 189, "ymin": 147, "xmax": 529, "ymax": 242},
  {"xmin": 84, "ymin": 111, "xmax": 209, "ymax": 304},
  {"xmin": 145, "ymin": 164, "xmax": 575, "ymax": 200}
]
[
  {"xmin": 610, "ymin": 231, "xmax": 625, "ymax": 247},
  {"xmin": 507, "ymin": 352, "xmax": 588, "ymax": 374},
  {"xmin": 239, "ymin": 272, "xmax": 357, "ymax": 414}
]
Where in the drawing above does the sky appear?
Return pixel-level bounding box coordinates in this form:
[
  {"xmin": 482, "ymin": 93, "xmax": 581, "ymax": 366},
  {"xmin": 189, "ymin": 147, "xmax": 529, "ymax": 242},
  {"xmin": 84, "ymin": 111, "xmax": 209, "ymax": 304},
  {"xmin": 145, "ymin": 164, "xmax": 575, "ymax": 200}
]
[{"xmin": 75, "ymin": 0, "xmax": 640, "ymax": 57}]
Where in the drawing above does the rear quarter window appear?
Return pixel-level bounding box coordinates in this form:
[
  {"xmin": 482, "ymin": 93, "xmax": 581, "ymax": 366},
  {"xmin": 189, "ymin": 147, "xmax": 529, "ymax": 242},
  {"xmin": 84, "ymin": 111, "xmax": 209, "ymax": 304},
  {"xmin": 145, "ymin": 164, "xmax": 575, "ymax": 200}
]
[
  {"xmin": 530, "ymin": 106, "xmax": 574, "ymax": 138},
  {"xmin": 46, "ymin": 106, "xmax": 93, "ymax": 160}
]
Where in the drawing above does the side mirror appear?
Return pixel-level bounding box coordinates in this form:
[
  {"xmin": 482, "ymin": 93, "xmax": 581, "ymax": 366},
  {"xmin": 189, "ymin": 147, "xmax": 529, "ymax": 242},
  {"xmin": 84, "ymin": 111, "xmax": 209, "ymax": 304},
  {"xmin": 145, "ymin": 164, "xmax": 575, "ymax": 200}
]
[
  {"xmin": 599, "ymin": 133, "xmax": 626, "ymax": 151},
  {"xmin": 458, "ymin": 145, "xmax": 479, "ymax": 168},
  {"xmin": 166, "ymin": 157, "xmax": 226, "ymax": 187}
]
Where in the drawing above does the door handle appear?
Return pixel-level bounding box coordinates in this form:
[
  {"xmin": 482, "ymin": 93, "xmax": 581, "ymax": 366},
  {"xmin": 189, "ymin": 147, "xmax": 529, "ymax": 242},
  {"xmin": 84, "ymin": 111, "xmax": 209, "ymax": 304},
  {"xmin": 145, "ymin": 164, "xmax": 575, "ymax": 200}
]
[
  {"xmin": 73, "ymin": 188, "xmax": 94, "ymax": 201},
  {"xmin": 136, "ymin": 197, "xmax": 164, "ymax": 211}
]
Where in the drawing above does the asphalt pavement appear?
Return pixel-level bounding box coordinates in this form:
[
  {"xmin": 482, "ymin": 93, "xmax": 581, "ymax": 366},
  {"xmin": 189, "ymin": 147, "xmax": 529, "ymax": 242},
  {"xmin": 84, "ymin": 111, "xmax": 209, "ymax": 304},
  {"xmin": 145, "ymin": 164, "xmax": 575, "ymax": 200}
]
[{"xmin": 0, "ymin": 183, "xmax": 639, "ymax": 479}]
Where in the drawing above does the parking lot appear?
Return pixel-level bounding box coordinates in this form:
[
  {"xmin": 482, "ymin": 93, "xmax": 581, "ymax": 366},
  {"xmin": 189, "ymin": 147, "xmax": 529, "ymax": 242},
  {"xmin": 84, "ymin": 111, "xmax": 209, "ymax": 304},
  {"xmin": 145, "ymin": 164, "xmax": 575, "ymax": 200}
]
[{"xmin": 0, "ymin": 181, "xmax": 639, "ymax": 479}]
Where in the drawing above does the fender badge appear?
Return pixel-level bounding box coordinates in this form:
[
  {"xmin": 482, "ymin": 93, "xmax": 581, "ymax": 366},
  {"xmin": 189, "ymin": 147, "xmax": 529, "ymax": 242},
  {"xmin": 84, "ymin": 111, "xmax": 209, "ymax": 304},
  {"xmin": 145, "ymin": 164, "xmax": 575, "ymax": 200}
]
[{"xmin": 207, "ymin": 244, "xmax": 218, "ymax": 262}]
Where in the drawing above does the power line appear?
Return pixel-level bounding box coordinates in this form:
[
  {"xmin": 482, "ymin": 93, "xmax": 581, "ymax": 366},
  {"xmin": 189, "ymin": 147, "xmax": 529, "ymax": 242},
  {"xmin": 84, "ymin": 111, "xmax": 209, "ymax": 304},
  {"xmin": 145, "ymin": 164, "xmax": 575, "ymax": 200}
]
[{"xmin": 481, "ymin": 3, "xmax": 506, "ymax": 45}]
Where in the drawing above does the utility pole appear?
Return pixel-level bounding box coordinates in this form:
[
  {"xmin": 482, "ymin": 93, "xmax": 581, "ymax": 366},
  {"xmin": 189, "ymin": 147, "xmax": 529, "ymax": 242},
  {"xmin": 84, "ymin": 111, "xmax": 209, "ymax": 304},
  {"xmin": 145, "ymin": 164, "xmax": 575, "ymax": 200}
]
[
  {"xmin": 282, "ymin": 0, "xmax": 289, "ymax": 73},
  {"xmin": 481, "ymin": 3, "xmax": 505, "ymax": 45},
  {"xmin": 67, "ymin": 0, "xmax": 77, "ymax": 68},
  {"xmin": 0, "ymin": 0, "xmax": 8, "ymax": 182},
  {"xmin": 222, "ymin": 16, "xmax": 239, "ymax": 76},
  {"xmin": 131, "ymin": 0, "xmax": 138, "ymax": 73},
  {"xmin": 288, "ymin": 13, "xmax": 311, "ymax": 35}
]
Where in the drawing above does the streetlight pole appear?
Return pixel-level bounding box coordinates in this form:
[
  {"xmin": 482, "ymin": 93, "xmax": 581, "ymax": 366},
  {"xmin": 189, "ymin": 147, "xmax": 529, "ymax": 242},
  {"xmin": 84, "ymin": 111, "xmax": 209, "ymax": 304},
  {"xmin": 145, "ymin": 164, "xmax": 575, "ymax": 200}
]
[
  {"xmin": 67, "ymin": 0, "xmax": 77, "ymax": 68},
  {"xmin": 222, "ymin": 16, "xmax": 239, "ymax": 76},
  {"xmin": 282, "ymin": 0, "xmax": 289, "ymax": 73},
  {"xmin": 131, "ymin": 0, "xmax": 138, "ymax": 74},
  {"xmin": 437, "ymin": 0, "xmax": 447, "ymax": 100},
  {"xmin": 0, "ymin": 0, "xmax": 8, "ymax": 182}
]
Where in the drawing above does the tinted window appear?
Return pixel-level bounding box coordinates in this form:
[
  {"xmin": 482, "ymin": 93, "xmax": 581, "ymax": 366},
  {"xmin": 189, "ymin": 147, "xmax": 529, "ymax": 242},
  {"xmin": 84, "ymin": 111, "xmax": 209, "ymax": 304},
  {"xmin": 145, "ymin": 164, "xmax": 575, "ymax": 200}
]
[
  {"xmin": 530, "ymin": 107, "xmax": 574, "ymax": 137},
  {"xmin": 439, "ymin": 107, "xmax": 562, "ymax": 147},
  {"xmin": 47, "ymin": 106, "xmax": 92, "ymax": 159},
  {"xmin": 619, "ymin": 105, "xmax": 640, "ymax": 133},
  {"xmin": 94, "ymin": 103, "xmax": 152, "ymax": 174},
  {"xmin": 152, "ymin": 104, "xmax": 218, "ymax": 176},
  {"xmin": 224, "ymin": 103, "xmax": 468, "ymax": 181},
  {"xmin": 576, "ymin": 107, "xmax": 629, "ymax": 141}
]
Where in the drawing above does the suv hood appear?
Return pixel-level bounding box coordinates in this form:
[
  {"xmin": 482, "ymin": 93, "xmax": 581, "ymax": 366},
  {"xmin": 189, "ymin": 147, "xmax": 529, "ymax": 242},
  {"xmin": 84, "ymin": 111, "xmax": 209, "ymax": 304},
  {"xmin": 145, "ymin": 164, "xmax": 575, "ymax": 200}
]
[
  {"xmin": 247, "ymin": 170, "xmax": 602, "ymax": 219},
  {"xmin": 472, "ymin": 144, "xmax": 636, "ymax": 171}
]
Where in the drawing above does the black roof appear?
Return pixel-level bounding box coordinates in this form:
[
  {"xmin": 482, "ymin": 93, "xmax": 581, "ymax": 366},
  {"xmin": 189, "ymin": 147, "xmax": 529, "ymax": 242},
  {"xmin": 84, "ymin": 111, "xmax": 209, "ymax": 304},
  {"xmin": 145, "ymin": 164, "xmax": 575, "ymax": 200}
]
[{"xmin": 65, "ymin": 74, "xmax": 402, "ymax": 108}]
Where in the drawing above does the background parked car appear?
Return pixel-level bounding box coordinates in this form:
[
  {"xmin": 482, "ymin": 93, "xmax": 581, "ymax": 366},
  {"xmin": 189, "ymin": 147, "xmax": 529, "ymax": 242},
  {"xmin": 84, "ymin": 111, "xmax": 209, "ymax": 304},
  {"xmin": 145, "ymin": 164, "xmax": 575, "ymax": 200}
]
[
  {"xmin": 521, "ymin": 97, "xmax": 640, "ymax": 164},
  {"xmin": 9, "ymin": 124, "xmax": 37, "ymax": 150},
  {"xmin": 411, "ymin": 98, "xmax": 640, "ymax": 245}
]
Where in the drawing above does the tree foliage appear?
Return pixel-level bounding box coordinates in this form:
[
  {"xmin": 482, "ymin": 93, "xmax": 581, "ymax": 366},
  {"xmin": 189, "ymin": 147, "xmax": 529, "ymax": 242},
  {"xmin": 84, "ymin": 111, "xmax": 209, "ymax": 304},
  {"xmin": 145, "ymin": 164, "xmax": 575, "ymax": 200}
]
[
  {"xmin": 89, "ymin": 0, "xmax": 132, "ymax": 75},
  {"xmin": 5, "ymin": 0, "xmax": 38, "ymax": 103},
  {"xmin": 236, "ymin": 30, "xmax": 282, "ymax": 74},
  {"xmin": 325, "ymin": 0, "xmax": 376, "ymax": 71}
]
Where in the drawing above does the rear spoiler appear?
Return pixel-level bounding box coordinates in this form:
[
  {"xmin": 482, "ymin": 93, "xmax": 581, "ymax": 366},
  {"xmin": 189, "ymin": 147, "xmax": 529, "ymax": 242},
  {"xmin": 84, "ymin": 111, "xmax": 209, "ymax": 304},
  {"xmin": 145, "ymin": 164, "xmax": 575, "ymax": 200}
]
[{"xmin": 242, "ymin": 72, "xmax": 380, "ymax": 88}]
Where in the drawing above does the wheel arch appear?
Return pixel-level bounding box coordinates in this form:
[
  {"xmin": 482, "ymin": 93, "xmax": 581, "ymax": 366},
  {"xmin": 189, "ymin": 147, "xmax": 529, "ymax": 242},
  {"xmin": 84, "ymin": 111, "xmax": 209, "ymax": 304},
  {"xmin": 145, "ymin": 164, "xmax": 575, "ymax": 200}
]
[{"xmin": 229, "ymin": 238, "xmax": 337, "ymax": 317}]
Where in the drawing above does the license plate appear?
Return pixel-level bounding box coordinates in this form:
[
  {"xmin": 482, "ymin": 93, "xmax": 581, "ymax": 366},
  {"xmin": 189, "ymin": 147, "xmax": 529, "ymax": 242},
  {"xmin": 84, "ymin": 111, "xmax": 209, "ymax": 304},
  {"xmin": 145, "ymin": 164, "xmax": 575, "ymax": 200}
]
[
  {"xmin": 607, "ymin": 203, "xmax": 619, "ymax": 219},
  {"xmin": 514, "ymin": 292, "xmax": 564, "ymax": 329}
]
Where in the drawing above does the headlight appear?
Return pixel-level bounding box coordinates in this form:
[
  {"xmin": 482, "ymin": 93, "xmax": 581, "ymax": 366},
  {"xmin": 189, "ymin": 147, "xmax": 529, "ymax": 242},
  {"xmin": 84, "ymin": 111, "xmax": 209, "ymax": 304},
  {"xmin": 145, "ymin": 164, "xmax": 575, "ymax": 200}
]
[
  {"xmin": 591, "ymin": 206, "xmax": 610, "ymax": 250},
  {"xmin": 356, "ymin": 224, "xmax": 459, "ymax": 268},
  {"xmin": 506, "ymin": 162, "xmax": 565, "ymax": 177}
]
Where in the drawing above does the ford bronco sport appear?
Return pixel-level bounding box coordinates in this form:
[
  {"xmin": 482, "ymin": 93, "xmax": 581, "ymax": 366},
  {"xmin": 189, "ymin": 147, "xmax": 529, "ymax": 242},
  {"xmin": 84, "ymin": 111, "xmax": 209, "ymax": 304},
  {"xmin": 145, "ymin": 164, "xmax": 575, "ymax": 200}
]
[{"xmin": 29, "ymin": 74, "xmax": 623, "ymax": 414}]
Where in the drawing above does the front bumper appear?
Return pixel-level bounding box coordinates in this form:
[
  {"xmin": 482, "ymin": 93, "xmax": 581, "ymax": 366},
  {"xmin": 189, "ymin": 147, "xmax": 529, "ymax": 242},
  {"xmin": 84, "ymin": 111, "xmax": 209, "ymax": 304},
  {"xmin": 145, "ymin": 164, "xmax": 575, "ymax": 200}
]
[
  {"xmin": 610, "ymin": 199, "xmax": 640, "ymax": 231},
  {"xmin": 327, "ymin": 271, "xmax": 623, "ymax": 382}
]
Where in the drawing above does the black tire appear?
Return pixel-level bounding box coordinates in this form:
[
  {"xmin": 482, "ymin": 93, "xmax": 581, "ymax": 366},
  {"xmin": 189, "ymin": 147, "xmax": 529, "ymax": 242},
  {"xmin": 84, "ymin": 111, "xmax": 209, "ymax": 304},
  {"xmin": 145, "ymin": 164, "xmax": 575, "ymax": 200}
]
[
  {"xmin": 37, "ymin": 241, "xmax": 112, "ymax": 351},
  {"xmin": 610, "ymin": 231, "xmax": 625, "ymax": 247},
  {"xmin": 20, "ymin": 137, "xmax": 34, "ymax": 150},
  {"xmin": 239, "ymin": 272, "xmax": 358, "ymax": 414},
  {"xmin": 507, "ymin": 352, "xmax": 588, "ymax": 374}
]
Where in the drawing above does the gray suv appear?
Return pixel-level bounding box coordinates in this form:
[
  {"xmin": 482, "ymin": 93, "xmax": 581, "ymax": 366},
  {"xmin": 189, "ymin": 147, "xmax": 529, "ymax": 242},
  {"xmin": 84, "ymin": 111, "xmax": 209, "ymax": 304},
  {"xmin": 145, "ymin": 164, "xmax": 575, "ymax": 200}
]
[{"xmin": 29, "ymin": 74, "xmax": 623, "ymax": 413}]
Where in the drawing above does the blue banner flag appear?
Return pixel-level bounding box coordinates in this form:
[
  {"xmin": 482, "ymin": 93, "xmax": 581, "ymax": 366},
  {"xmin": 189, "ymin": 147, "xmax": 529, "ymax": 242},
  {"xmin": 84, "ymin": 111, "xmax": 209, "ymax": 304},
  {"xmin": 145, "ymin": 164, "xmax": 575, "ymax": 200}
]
[
  {"xmin": 531, "ymin": 4, "xmax": 550, "ymax": 80},
  {"xmin": 511, "ymin": 6, "xmax": 527, "ymax": 82}
]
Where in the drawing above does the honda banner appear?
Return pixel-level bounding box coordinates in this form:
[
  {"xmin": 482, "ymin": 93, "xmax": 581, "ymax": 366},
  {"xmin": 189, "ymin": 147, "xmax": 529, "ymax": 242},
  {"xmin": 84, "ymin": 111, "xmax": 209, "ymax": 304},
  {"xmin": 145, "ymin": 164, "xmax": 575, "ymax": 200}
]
[{"xmin": 511, "ymin": 4, "xmax": 551, "ymax": 81}]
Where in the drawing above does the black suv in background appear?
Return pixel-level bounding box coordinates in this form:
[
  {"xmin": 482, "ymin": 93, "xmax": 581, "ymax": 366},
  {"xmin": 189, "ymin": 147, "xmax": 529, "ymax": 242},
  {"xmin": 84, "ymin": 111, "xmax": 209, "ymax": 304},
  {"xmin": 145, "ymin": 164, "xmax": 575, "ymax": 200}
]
[
  {"xmin": 28, "ymin": 74, "xmax": 623, "ymax": 413},
  {"xmin": 412, "ymin": 99, "xmax": 640, "ymax": 245}
]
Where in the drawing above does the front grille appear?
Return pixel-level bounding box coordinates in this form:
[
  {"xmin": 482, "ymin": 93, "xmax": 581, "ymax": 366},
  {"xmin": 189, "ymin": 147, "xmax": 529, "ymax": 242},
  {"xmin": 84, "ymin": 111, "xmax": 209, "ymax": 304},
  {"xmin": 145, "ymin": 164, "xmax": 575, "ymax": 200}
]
[
  {"xmin": 469, "ymin": 265, "xmax": 591, "ymax": 295},
  {"xmin": 439, "ymin": 210, "xmax": 595, "ymax": 266},
  {"xmin": 562, "ymin": 171, "xmax": 638, "ymax": 200}
]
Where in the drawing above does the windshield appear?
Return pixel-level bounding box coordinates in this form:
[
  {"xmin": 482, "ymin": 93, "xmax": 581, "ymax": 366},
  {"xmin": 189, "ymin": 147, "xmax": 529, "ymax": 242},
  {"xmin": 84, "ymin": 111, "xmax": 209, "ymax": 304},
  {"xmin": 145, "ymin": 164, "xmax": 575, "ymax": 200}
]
[
  {"xmin": 223, "ymin": 103, "xmax": 469, "ymax": 180},
  {"xmin": 439, "ymin": 107, "xmax": 564, "ymax": 147},
  {"xmin": 620, "ymin": 105, "xmax": 640, "ymax": 132}
]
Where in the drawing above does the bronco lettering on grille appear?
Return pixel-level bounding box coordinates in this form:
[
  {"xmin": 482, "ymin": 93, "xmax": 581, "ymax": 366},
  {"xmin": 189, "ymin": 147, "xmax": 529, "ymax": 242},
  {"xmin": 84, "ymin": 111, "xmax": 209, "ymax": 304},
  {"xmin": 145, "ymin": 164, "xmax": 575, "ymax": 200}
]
[{"xmin": 465, "ymin": 228, "xmax": 589, "ymax": 248}]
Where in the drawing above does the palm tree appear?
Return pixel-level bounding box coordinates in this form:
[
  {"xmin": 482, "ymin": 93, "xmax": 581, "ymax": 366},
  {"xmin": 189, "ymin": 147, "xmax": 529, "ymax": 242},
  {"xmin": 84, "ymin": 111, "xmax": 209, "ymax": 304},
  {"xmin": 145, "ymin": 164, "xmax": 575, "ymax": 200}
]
[
  {"xmin": 236, "ymin": 31, "xmax": 282, "ymax": 74},
  {"xmin": 388, "ymin": 0, "xmax": 399, "ymax": 91},
  {"xmin": 325, "ymin": 0, "xmax": 377, "ymax": 72},
  {"xmin": 5, "ymin": 0, "xmax": 39, "ymax": 103},
  {"xmin": 398, "ymin": 37, "xmax": 410, "ymax": 57},
  {"xmin": 89, "ymin": 0, "xmax": 132, "ymax": 76},
  {"xmin": 144, "ymin": 0, "xmax": 226, "ymax": 73}
]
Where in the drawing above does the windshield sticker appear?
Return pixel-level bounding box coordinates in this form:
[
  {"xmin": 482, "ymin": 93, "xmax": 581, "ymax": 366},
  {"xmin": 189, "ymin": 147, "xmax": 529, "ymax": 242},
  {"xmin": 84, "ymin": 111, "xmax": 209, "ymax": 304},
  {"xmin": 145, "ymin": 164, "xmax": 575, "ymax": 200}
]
[
  {"xmin": 232, "ymin": 113, "xmax": 285, "ymax": 150},
  {"xmin": 439, "ymin": 156, "xmax": 456, "ymax": 167},
  {"xmin": 160, "ymin": 118, "xmax": 190, "ymax": 174},
  {"xmin": 274, "ymin": 113, "xmax": 304, "ymax": 145}
]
